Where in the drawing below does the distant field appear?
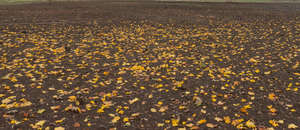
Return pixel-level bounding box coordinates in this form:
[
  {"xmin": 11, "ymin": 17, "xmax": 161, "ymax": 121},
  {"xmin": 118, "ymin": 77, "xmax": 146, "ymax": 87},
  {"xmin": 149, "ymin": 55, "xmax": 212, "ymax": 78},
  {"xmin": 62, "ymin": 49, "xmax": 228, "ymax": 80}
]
[
  {"xmin": 0, "ymin": 0, "xmax": 46, "ymax": 5},
  {"xmin": 156, "ymin": 0, "xmax": 299, "ymax": 2},
  {"xmin": 0, "ymin": 0, "xmax": 299, "ymax": 5}
]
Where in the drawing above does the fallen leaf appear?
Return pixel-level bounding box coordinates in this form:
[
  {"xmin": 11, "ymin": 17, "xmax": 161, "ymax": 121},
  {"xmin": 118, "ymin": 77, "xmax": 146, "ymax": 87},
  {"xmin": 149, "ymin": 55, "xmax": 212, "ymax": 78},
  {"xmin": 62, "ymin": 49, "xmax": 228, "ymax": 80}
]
[
  {"xmin": 73, "ymin": 122, "xmax": 80, "ymax": 127},
  {"xmin": 172, "ymin": 119, "xmax": 179, "ymax": 126},
  {"xmin": 206, "ymin": 123, "xmax": 216, "ymax": 128},
  {"xmin": 224, "ymin": 116, "xmax": 231, "ymax": 124},
  {"xmin": 159, "ymin": 106, "xmax": 168, "ymax": 112},
  {"xmin": 68, "ymin": 96, "xmax": 77, "ymax": 102},
  {"xmin": 31, "ymin": 120, "xmax": 46, "ymax": 129},
  {"xmin": 214, "ymin": 117, "xmax": 223, "ymax": 122},
  {"xmin": 269, "ymin": 120, "xmax": 279, "ymax": 127},
  {"xmin": 123, "ymin": 117, "xmax": 129, "ymax": 122},
  {"xmin": 194, "ymin": 96, "xmax": 203, "ymax": 106},
  {"xmin": 288, "ymin": 123, "xmax": 298, "ymax": 129},
  {"xmin": 150, "ymin": 108, "xmax": 157, "ymax": 112},
  {"xmin": 51, "ymin": 105, "xmax": 61, "ymax": 110},
  {"xmin": 197, "ymin": 119, "xmax": 207, "ymax": 125},
  {"xmin": 268, "ymin": 93, "xmax": 276, "ymax": 101},
  {"xmin": 55, "ymin": 118, "xmax": 66, "ymax": 123},
  {"xmin": 54, "ymin": 127, "xmax": 65, "ymax": 130},
  {"xmin": 178, "ymin": 128, "xmax": 186, "ymax": 130},
  {"xmin": 245, "ymin": 120, "xmax": 256, "ymax": 128},
  {"xmin": 111, "ymin": 116, "xmax": 120, "ymax": 123},
  {"xmin": 129, "ymin": 98, "xmax": 139, "ymax": 104},
  {"xmin": 37, "ymin": 109, "xmax": 46, "ymax": 114}
]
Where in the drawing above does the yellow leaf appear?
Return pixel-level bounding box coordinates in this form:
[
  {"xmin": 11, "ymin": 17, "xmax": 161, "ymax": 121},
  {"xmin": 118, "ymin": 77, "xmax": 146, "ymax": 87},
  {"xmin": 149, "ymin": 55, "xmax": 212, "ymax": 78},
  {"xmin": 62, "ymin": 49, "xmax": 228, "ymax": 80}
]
[
  {"xmin": 118, "ymin": 110, "xmax": 124, "ymax": 114},
  {"xmin": 178, "ymin": 128, "xmax": 186, "ymax": 130},
  {"xmin": 250, "ymin": 79, "xmax": 256, "ymax": 82},
  {"xmin": 255, "ymin": 69, "xmax": 260, "ymax": 73},
  {"xmin": 159, "ymin": 106, "xmax": 168, "ymax": 112},
  {"xmin": 214, "ymin": 117, "xmax": 223, "ymax": 122},
  {"xmin": 31, "ymin": 120, "xmax": 46, "ymax": 128},
  {"xmin": 245, "ymin": 120, "xmax": 256, "ymax": 128},
  {"xmin": 269, "ymin": 108, "xmax": 277, "ymax": 113},
  {"xmin": 131, "ymin": 65, "xmax": 145, "ymax": 71},
  {"xmin": 150, "ymin": 108, "xmax": 157, "ymax": 112},
  {"xmin": 232, "ymin": 119, "xmax": 244, "ymax": 126},
  {"xmin": 111, "ymin": 116, "xmax": 120, "ymax": 123},
  {"xmin": 292, "ymin": 61, "xmax": 299, "ymax": 69},
  {"xmin": 157, "ymin": 101, "xmax": 163, "ymax": 105},
  {"xmin": 268, "ymin": 93, "xmax": 276, "ymax": 101},
  {"xmin": 10, "ymin": 76, "xmax": 18, "ymax": 82},
  {"xmin": 10, "ymin": 119, "xmax": 16, "ymax": 124},
  {"xmin": 55, "ymin": 118, "xmax": 65, "ymax": 123},
  {"xmin": 240, "ymin": 104, "xmax": 251, "ymax": 114},
  {"xmin": 197, "ymin": 119, "xmax": 207, "ymax": 125},
  {"xmin": 131, "ymin": 113, "xmax": 140, "ymax": 117},
  {"xmin": 87, "ymin": 122, "xmax": 91, "ymax": 126},
  {"xmin": 54, "ymin": 127, "xmax": 65, "ymax": 130},
  {"xmin": 179, "ymin": 105, "xmax": 186, "ymax": 110},
  {"xmin": 224, "ymin": 116, "xmax": 231, "ymax": 124},
  {"xmin": 293, "ymin": 88, "xmax": 298, "ymax": 92},
  {"xmin": 2, "ymin": 98, "xmax": 12, "ymax": 104},
  {"xmin": 37, "ymin": 109, "xmax": 46, "ymax": 114},
  {"xmin": 294, "ymin": 73, "xmax": 300, "ymax": 76},
  {"xmin": 19, "ymin": 98, "xmax": 32, "ymax": 107},
  {"xmin": 123, "ymin": 117, "xmax": 129, "ymax": 122},
  {"xmin": 129, "ymin": 98, "xmax": 139, "ymax": 104},
  {"xmin": 157, "ymin": 123, "xmax": 164, "ymax": 127},
  {"xmin": 249, "ymin": 58, "xmax": 258, "ymax": 63},
  {"xmin": 269, "ymin": 120, "xmax": 279, "ymax": 127},
  {"xmin": 277, "ymin": 120, "xmax": 284, "ymax": 124},
  {"xmin": 288, "ymin": 123, "xmax": 298, "ymax": 129},
  {"xmin": 103, "ymin": 71, "xmax": 109, "ymax": 75},
  {"xmin": 172, "ymin": 119, "xmax": 179, "ymax": 126},
  {"xmin": 236, "ymin": 123, "xmax": 245, "ymax": 129},
  {"xmin": 280, "ymin": 56, "xmax": 287, "ymax": 61}
]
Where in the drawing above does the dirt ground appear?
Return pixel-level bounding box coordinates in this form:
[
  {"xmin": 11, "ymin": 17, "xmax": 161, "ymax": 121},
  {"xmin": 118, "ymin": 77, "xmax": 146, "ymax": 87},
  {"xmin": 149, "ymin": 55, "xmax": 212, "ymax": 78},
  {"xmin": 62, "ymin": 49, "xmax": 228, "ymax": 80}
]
[{"xmin": 0, "ymin": 1, "xmax": 299, "ymax": 130}]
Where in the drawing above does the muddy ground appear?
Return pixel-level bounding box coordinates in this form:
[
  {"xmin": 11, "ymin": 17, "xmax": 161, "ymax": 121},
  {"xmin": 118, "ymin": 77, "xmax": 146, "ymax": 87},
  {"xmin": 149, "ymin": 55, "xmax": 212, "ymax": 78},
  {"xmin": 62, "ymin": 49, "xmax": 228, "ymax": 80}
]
[{"xmin": 0, "ymin": 1, "xmax": 299, "ymax": 130}]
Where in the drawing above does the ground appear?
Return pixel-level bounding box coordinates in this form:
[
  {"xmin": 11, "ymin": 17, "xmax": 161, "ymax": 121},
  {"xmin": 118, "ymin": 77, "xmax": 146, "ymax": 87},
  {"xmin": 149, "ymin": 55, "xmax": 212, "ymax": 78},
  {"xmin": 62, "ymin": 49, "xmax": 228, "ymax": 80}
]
[{"xmin": 0, "ymin": 1, "xmax": 299, "ymax": 130}]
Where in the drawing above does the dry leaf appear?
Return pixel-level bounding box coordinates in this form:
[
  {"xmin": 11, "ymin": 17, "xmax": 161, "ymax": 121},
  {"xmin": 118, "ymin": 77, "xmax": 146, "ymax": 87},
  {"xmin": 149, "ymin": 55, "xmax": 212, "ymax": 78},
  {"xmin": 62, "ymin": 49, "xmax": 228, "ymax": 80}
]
[
  {"xmin": 214, "ymin": 117, "xmax": 223, "ymax": 122},
  {"xmin": 150, "ymin": 108, "xmax": 157, "ymax": 112},
  {"xmin": 37, "ymin": 109, "xmax": 46, "ymax": 114},
  {"xmin": 129, "ymin": 98, "xmax": 139, "ymax": 104},
  {"xmin": 269, "ymin": 120, "xmax": 279, "ymax": 127},
  {"xmin": 197, "ymin": 119, "xmax": 207, "ymax": 125},
  {"xmin": 111, "ymin": 116, "xmax": 120, "ymax": 123},
  {"xmin": 288, "ymin": 123, "xmax": 298, "ymax": 129},
  {"xmin": 54, "ymin": 127, "xmax": 65, "ymax": 130},
  {"xmin": 206, "ymin": 123, "xmax": 216, "ymax": 128},
  {"xmin": 268, "ymin": 93, "xmax": 276, "ymax": 101},
  {"xmin": 172, "ymin": 119, "xmax": 179, "ymax": 126},
  {"xmin": 224, "ymin": 116, "xmax": 231, "ymax": 124},
  {"xmin": 245, "ymin": 120, "xmax": 256, "ymax": 128},
  {"xmin": 194, "ymin": 96, "xmax": 203, "ymax": 106},
  {"xmin": 159, "ymin": 106, "xmax": 168, "ymax": 112},
  {"xmin": 73, "ymin": 122, "xmax": 80, "ymax": 127}
]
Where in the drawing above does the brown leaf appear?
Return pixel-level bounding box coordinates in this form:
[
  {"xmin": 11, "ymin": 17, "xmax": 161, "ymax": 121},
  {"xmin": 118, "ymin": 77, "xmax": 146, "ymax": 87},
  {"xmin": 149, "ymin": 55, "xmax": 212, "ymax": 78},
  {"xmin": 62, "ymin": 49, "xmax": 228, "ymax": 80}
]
[
  {"xmin": 73, "ymin": 122, "xmax": 80, "ymax": 127},
  {"xmin": 206, "ymin": 123, "xmax": 217, "ymax": 128}
]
